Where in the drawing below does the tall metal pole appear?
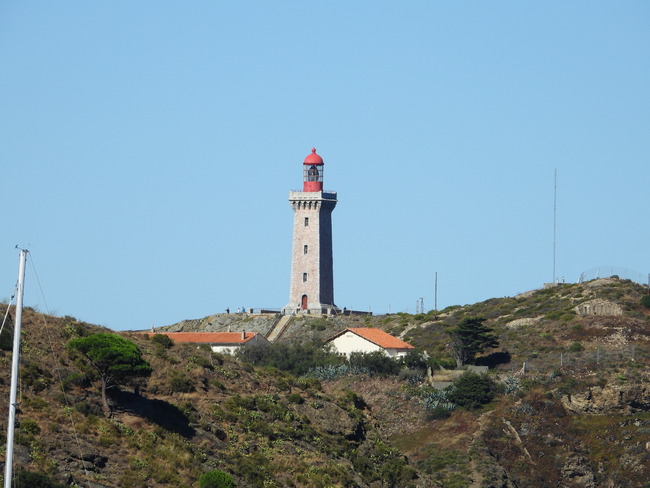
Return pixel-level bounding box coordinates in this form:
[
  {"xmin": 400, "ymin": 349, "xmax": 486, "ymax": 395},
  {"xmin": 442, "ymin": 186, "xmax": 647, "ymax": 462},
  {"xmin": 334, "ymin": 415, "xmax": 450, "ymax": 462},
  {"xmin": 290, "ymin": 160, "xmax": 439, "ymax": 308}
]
[
  {"xmin": 5, "ymin": 249, "xmax": 27, "ymax": 488},
  {"xmin": 434, "ymin": 272, "xmax": 438, "ymax": 312},
  {"xmin": 553, "ymin": 169, "xmax": 557, "ymax": 284}
]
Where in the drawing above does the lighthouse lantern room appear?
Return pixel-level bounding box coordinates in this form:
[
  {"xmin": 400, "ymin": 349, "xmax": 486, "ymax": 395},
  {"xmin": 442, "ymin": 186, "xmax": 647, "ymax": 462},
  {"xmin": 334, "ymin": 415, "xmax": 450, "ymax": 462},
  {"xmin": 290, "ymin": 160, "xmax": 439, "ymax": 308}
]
[{"xmin": 303, "ymin": 148, "xmax": 324, "ymax": 192}]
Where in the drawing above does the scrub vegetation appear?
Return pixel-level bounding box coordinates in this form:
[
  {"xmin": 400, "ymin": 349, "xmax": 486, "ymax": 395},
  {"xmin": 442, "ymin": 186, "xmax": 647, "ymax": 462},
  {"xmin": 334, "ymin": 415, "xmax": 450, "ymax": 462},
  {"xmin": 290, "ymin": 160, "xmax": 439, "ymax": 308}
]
[{"xmin": 1, "ymin": 277, "xmax": 650, "ymax": 487}]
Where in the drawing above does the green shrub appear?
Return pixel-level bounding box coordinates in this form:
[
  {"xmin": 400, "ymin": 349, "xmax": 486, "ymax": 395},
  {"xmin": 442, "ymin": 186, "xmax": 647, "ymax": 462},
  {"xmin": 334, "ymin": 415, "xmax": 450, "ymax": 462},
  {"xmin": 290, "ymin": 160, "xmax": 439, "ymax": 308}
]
[
  {"xmin": 189, "ymin": 354, "xmax": 214, "ymax": 370},
  {"xmin": 22, "ymin": 361, "xmax": 52, "ymax": 392},
  {"xmin": 62, "ymin": 320, "xmax": 89, "ymax": 339},
  {"xmin": 237, "ymin": 341, "xmax": 343, "ymax": 376},
  {"xmin": 169, "ymin": 372, "xmax": 195, "ymax": 393},
  {"xmin": 448, "ymin": 373, "xmax": 496, "ymax": 409},
  {"xmin": 308, "ymin": 318, "xmax": 328, "ymax": 331},
  {"xmin": 0, "ymin": 326, "xmax": 12, "ymax": 350},
  {"xmin": 14, "ymin": 470, "xmax": 66, "ymax": 488},
  {"xmin": 98, "ymin": 434, "xmax": 113, "ymax": 447},
  {"xmin": 199, "ymin": 470, "xmax": 236, "ymax": 488},
  {"xmin": 210, "ymin": 379, "xmax": 226, "ymax": 391},
  {"xmin": 233, "ymin": 451, "xmax": 270, "ymax": 486},
  {"xmin": 118, "ymin": 470, "xmax": 142, "ymax": 487},
  {"xmin": 151, "ymin": 333, "xmax": 174, "ymax": 349},
  {"xmin": 569, "ymin": 341, "xmax": 584, "ymax": 352},
  {"xmin": 286, "ymin": 393, "xmax": 303, "ymax": 404},
  {"xmin": 338, "ymin": 390, "xmax": 367, "ymax": 410},
  {"xmin": 399, "ymin": 368, "xmax": 424, "ymax": 385},
  {"xmin": 349, "ymin": 351, "xmax": 401, "ymax": 376},
  {"xmin": 545, "ymin": 310, "xmax": 564, "ymax": 320},
  {"xmin": 640, "ymin": 295, "xmax": 650, "ymax": 309},
  {"xmin": 23, "ymin": 396, "xmax": 48, "ymax": 410},
  {"xmin": 295, "ymin": 377, "xmax": 322, "ymax": 391},
  {"xmin": 398, "ymin": 350, "xmax": 428, "ymax": 371},
  {"xmin": 225, "ymin": 395, "xmax": 255, "ymax": 411},
  {"xmin": 19, "ymin": 418, "xmax": 40, "ymax": 435},
  {"xmin": 74, "ymin": 401, "xmax": 91, "ymax": 416},
  {"xmin": 426, "ymin": 405, "xmax": 453, "ymax": 420},
  {"xmin": 428, "ymin": 358, "xmax": 457, "ymax": 370},
  {"xmin": 559, "ymin": 313, "xmax": 575, "ymax": 323},
  {"xmin": 61, "ymin": 372, "xmax": 90, "ymax": 391}
]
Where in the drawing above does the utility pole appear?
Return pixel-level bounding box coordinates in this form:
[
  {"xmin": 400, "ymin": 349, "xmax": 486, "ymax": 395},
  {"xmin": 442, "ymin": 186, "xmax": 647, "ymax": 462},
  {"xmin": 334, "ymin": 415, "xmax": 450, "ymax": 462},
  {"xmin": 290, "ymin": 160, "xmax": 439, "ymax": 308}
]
[
  {"xmin": 434, "ymin": 272, "xmax": 438, "ymax": 312},
  {"xmin": 553, "ymin": 169, "xmax": 557, "ymax": 284}
]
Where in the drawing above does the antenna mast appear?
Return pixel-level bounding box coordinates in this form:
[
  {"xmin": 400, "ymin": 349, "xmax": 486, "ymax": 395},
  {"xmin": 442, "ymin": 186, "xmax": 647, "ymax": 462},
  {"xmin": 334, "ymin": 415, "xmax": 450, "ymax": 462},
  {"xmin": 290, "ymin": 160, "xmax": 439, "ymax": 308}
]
[
  {"xmin": 553, "ymin": 169, "xmax": 557, "ymax": 284},
  {"xmin": 434, "ymin": 272, "xmax": 438, "ymax": 312}
]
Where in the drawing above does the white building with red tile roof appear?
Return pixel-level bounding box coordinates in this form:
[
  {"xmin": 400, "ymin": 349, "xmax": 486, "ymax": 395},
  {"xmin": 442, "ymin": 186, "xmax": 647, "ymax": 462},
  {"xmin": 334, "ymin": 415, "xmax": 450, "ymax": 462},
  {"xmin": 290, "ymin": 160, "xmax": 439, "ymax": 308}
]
[
  {"xmin": 325, "ymin": 328, "xmax": 415, "ymax": 358},
  {"xmin": 150, "ymin": 331, "xmax": 269, "ymax": 355}
]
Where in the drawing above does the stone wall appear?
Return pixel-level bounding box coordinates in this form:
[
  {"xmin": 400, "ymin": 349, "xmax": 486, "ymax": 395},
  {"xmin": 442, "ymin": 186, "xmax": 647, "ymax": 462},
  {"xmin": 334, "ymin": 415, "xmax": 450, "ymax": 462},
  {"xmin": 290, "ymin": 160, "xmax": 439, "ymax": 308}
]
[
  {"xmin": 161, "ymin": 313, "xmax": 278, "ymax": 336},
  {"xmin": 574, "ymin": 299, "xmax": 623, "ymax": 316}
]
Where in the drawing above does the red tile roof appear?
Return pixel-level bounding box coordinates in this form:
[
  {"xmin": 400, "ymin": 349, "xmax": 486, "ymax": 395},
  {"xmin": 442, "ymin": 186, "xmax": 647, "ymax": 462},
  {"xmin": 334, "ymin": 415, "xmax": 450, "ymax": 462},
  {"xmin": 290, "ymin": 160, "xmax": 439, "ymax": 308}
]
[
  {"xmin": 327, "ymin": 328, "xmax": 415, "ymax": 350},
  {"xmin": 146, "ymin": 332, "xmax": 257, "ymax": 345}
]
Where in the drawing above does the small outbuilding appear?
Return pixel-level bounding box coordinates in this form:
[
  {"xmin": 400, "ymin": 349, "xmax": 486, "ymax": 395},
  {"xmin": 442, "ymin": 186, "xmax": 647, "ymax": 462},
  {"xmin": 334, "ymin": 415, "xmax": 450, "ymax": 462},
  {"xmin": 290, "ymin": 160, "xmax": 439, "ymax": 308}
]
[
  {"xmin": 149, "ymin": 331, "xmax": 269, "ymax": 355},
  {"xmin": 325, "ymin": 328, "xmax": 415, "ymax": 359}
]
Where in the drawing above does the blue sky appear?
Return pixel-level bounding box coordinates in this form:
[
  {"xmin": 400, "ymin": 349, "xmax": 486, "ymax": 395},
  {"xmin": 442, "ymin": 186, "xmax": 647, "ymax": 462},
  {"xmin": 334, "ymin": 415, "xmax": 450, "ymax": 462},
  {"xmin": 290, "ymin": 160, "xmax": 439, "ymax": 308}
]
[{"xmin": 1, "ymin": 2, "xmax": 648, "ymax": 330}]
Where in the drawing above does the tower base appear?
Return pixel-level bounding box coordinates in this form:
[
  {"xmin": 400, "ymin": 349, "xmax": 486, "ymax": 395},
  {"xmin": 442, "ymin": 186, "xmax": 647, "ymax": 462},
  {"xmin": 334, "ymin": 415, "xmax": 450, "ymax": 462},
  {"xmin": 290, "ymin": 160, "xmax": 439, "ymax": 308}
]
[{"xmin": 282, "ymin": 302, "xmax": 339, "ymax": 316}]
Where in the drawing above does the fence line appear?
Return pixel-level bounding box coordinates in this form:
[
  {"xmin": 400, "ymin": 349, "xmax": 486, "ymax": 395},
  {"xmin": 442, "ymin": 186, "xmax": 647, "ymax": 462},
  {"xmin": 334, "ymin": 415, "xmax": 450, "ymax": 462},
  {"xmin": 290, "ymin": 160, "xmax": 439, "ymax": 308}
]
[{"xmin": 508, "ymin": 345, "xmax": 650, "ymax": 376}]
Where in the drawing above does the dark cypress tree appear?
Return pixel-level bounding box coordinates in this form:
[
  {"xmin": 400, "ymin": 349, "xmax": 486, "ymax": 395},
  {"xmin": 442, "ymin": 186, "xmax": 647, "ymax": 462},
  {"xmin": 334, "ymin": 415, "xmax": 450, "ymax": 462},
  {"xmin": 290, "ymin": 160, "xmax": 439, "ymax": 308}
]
[{"xmin": 449, "ymin": 317, "xmax": 499, "ymax": 367}]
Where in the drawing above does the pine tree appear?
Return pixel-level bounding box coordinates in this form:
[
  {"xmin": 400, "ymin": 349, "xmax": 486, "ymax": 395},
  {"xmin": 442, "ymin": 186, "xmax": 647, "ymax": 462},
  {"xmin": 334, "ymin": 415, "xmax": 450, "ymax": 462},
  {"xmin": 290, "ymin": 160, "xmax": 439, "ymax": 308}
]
[
  {"xmin": 449, "ymin": 317, "xmax": 499, "ymax": 367},
  {"xmin": 68, "ymin": 333, "xmax": 152, "ymax": 416}
]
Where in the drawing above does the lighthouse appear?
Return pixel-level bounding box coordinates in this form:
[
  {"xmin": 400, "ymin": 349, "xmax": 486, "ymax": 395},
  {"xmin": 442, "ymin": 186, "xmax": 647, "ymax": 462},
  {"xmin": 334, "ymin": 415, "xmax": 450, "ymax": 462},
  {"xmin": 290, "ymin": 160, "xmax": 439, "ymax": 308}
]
[{"xmin": 283, "ymin": 148, "xmax": 338, "ymax": 315}]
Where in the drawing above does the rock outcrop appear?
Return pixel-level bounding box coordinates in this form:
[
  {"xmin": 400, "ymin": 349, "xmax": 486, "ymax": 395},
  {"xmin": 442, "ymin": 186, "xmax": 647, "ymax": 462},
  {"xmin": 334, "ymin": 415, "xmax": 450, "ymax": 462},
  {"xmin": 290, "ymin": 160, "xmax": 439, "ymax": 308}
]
[
  {"xmin": 574, "ymin": 299, "xmax": 623, "ymax": 316},
  {"xmin": 561, "ymin": 381, "xmax": 650, "ymax": 415},
  {"xmin": 162, "ymin": 313, "xmax": 278, "ymax": 335},
  {"xmin": 561, "ymin": 454, "xmax": 596, "ymax": 487}
]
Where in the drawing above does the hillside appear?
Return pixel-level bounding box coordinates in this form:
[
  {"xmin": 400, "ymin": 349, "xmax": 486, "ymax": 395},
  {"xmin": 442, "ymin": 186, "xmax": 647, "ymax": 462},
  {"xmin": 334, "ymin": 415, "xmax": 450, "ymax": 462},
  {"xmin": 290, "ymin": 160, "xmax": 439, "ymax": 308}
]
[{"xmin": 0, "ymin": 277, "xmax": 649, "ymax": 487}]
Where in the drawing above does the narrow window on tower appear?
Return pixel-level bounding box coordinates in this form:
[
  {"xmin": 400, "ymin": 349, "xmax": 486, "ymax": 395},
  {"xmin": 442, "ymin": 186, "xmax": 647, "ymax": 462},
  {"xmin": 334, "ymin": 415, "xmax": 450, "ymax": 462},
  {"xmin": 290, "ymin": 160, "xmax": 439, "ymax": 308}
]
[
  {"xmin": 304, "ymin": 245, "xmax": 308, "ymax": 254},
  {"xmin": 304, "ymin": 217, "xmax": 309, "ymax": 227},
  {"xmin": 303, "ymin": 272, "xmax": 307, "ymax": 282}
]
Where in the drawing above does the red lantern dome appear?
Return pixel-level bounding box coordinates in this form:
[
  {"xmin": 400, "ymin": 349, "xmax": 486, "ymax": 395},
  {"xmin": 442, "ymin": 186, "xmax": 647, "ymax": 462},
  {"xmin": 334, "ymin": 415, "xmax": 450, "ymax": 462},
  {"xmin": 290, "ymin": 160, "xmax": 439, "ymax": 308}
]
[
  {"xmin": 303, "ymin": 148, "xmax": 323, "ymax": 166},
  {"xmin": 303, "ymin": 148, "xmax": 324, "ymax": 192}
]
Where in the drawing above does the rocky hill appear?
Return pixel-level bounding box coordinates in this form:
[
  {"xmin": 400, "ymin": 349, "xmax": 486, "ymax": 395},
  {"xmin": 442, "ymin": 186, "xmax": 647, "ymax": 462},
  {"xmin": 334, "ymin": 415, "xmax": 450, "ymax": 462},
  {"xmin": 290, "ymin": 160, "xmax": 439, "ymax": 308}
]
[{"xmin": 0, "ymin": 277, "xmax": 649, "ymax": 487}]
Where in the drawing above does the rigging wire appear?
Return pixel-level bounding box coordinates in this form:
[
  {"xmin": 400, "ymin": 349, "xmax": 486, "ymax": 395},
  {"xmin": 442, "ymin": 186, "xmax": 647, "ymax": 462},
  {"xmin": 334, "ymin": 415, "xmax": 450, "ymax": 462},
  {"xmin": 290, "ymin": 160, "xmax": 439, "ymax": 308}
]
[
  {"xmin": 0, "ymin": 286, "xmax": 17, "ymax": 337},
  {"xmin": 27, "ymin": 254, "xmax": 92, "ymax": 486}
]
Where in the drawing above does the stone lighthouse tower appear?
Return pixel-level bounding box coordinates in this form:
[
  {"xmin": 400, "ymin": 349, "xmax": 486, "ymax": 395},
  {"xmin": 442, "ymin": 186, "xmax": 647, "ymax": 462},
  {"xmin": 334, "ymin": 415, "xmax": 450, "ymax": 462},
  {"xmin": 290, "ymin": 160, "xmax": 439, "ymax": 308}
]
[{"xmin": 284, "ymin": 148, "xmax": 338, "ymax": 315}]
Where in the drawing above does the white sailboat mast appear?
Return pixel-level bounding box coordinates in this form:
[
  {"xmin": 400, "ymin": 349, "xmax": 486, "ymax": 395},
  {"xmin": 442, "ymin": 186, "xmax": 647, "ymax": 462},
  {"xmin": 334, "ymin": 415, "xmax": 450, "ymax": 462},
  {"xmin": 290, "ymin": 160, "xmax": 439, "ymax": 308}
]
[{"xmin": 4, "ymin": 249, "xmax": 27, "ymax": 488}]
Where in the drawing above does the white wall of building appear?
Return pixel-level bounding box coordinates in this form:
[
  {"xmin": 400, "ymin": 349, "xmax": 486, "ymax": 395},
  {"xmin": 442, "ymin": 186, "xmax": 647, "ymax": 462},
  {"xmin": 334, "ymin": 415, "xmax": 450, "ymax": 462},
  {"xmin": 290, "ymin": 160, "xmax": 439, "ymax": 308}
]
[
  {"xmin": 211, "ymin": 345, "xmax": 241, "ymax": 355},
  {"xmin": 209, "ymin": 334, "xmax": 270, "ymax": 356},
  {"xmin": 329, "ymin": 331, "xmax": 411, "ymax": 359},
  {"xmin": 329, "ymin": 331, "xmax": 383, "ymax": 357}
]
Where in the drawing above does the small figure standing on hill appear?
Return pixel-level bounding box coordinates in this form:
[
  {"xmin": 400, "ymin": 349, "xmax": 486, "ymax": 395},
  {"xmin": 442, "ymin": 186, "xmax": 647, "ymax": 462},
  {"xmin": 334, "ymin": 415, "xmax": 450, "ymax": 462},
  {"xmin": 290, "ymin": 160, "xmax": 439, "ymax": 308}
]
[{"xmin": 226, "ymin": 308, "xmax": 230, "ymax": 314}]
